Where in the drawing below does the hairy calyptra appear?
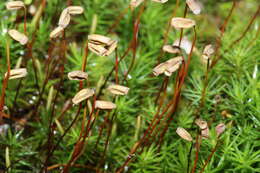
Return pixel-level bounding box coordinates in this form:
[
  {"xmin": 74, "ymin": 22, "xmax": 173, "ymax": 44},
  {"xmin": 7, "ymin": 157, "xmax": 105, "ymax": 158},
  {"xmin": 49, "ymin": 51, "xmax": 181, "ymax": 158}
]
[
  {"xmin": 176, "ymin": 127, "xmax": 193, "ymax": 142},
  {"xmin": 50, "ymin": 26, "xmax": 64, "ymax": 39},
  {"xmin": 67, "ymin": 6, "xmax": 84, "ymax": 15},
  {"xmin": 95, "ymin": 100, "xmax": 116, "ymax": 110},
  {"xmin": 195, "ymin": 119, "xmax": 209, "ymax": 138},
  {"xmin": 68, "ymin": 71, "xmax": 88, "ymax": 81},
  {"xmin": 186, "ymin": 0, "xmax": 201, "ymax": 15},
  {"xmin": 5, "ymin": 68, "xmax": 27, "ymax": 80},
  {"xmin": 215, "ymin": 123, "xmax": 226, "ymax": 137},
  {"xmin": 130, "ymin": 0, "xmax": 144, "ymax": 9},
  {"xmin": 58, "ymin": 8, "xmax": 71, "ymax": 28},
  {"xmin": 6, "ymin": 1, "xmax": 25, "ymax": 10},
  {"xmin": 171, "ymin": 17, "xmax": 196, "ymax": 29},
  {"xmin": 72, "ymin": 89, "xmax": 95, "ymax": 104},
  {"xmin": 163, "ymin": 45, "xmax": 181, "ymax": 54},
  {"xmin": 195, "ymin": 119, "xmax": 208, "ymax": 130},
  {"xmin": 8, "ymin": 29, "xmax": 28, "ymax": 45},
  {"xmin": 152, "ymin": 0, "xmax": 168, "ymax": 3},
  {"xmin": 202, "ymin": 44, "xmax": 215, "ymax": 64},
  {"xmin": 173, "ymin": 37, "xmax": 192, "ymax": 54},
  {"xmin": 153, "ymin": 56, "xmax": 182, "ymax": 76},
  {"xmin": 88, "ymin": 34, "xmax": 117, "ymax": 56},
  {"xmin": 107, "ymin": 84, "xmax": 130, "ymax": 95},
  {"xmin": 164, "ymin": 57, "xmax": 183, "ymax": 76}
]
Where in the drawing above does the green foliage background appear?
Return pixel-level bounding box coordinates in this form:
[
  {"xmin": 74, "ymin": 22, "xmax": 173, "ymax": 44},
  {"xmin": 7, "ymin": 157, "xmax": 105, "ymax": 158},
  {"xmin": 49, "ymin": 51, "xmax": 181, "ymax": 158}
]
[{"xmin": 0, "ymin": 0, "xmax": 259, "ymax": 172}]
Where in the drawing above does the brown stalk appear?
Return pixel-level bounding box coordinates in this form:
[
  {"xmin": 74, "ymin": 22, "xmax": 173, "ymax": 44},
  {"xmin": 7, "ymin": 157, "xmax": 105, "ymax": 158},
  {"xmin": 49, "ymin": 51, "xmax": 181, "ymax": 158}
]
[
  {"xmin": 41, "ymin": 103, "xmax": 84, "ymax": 173},
  {"xmin": 142, "ymin": 77, "xmax": 169, "ymax": 146},
  {"xmin": 97, "ymin": 111, "xmax": 117, "ymax": 170},
  {"xmin": 48, "ymin": 40, "xmax": 90, "ymax": 172},
  {"xmin": 107, "ymin": 6, "xmax": 130, "ymax": 34},
  {"xmin": 142, "ymin": 75, "xmax": 181, "ymax": 150},
  {"xmin": 0, "ymin": 40, "xmax": 11, "ymax": 123},
  {"xmin": 115, "ymin": 48, "xmax": 119, "ymax": 84},
  {"xmin": 178, "ymin": 4, "xmax": 188, "ymax": 47},
  {"xmin": 116, "ymin": 55, "xmax": 189, "ymax": 171},
  {"xmin": 95, "ymin": 111, "xmax": 111, "ymax": 148},
  {"xmin": 187, "ymin": 2, "xmax": 237, "ymax": 171},
  {"xmin": 116, "ymin": 147, "xmax": 137, "ymax": 173},
  {"xmin": 56, "ymin": 101, "xmax": 73, "ymax": 121},
  {"xmin": 191, "ymin": 133, "xmax": 201, "ymax": 173},
  {"xmin": 63, "ymin": 140, "xmax": 85, "ymax": 173},
  {"xmin": 154, "ymin": 76, "xmax": 169, "ymax": 104},
  {"xmin": 246, "ymin": 24, "xmax": 260, "ymax": 49},
  {"xmin": 78, "ymin": 40, "xmax": 90, "ymax": 137},
  {"xmin": 24, "ymin": 1, "xmax": 47, "ymax": 90},
  {"xmin": 147, "ymin": 75, "xmax": 180, "ymax": 146},
  {"xmin": 157, "ymin": 0, "xmax": 180, "ymax": 63},
  {"xmin": 208, "ymin": 4, "xmax": 260, "ymax": 68},
  {"xmin": 13, "ymin": 0, "xmax": 48, "ymax": 116},
  {"xmin": 142, "ymin": 0, "xmax": 188, "ymax": 146},
  {"xmin": 10, "ymin": 17, "xmax": 40, "ymax": 117},
  {"xmin": 82, "ymin": 40, "xmax": 89, "ymax": 73},
  {"xmin": 197, "ymin": 1, "xmax": 237, "ymax": 114},
  {"xmin": 123, "ymin": 0, "xmax": 147, "ymax": 81},
  {"xmin": 43, "ymin": 30, "xmax": 67, "ymax": 172},
  {"xmin": 32, "ymin": 41, "xmax": 56, "ymax": 118},
  {"xmin": 157, "ymin": 77, "xmax": 170, "ymax": 104},
  {"xmin": 107, "ymin": 5, "xmax": 188, "ymax": 169},
  {"xmin": 23, "ymin": 6, "xmax": 27, "ymax": 34},
  {"xmin": 14, "ymin": 0, "xmax": 46, "ymax": 93},
  {"xmin": 82, "ymin": 95, "xmax": 97, "ymax": 140},
  {"xmin": 146, "ymin": 88, "xmax": 178, "ymax": 145},
  {"xmin": 79, "ymin": 104, "xmax": 88, "ymax": 138},
  {"xmin": 63, "ymin": 95, "xmax": 98, "ymax": 173},
  {"xmin": 41, "ymin": 28, "xmax": 88, "ymax": 172},
  {"xmin": 150, "ymin": 55, "xmax": 187, "ymax": 143},
  {"xmin": 96, "ymin": 40, "xmax": 133, "ymax": 98},
  {"xmin": 209, "ymin": 1, "xmax": 237, "ymax": 69},
  {"xmin": 26, "ymin": 0, "xmax": 48, "ymax": 89},
  {"xmin": 62, "ymin": 108, "xmax": 100, "ymax": 173},
  {"xmin": 155, "ymin": 80, "xmax": 182, "ymax": 148},
  {"xmin": 199, "ymin": 141, "xmax": 220, "ymax": 173},
  {"xmin": 51, "ymin": 33, "xmax": 67, "ymax": 118},
  {"xmin": 97, "ymin": 6, "xmax": 150, "ymax": 97},
  {"xmin": 66, "ymin": 0, "xmax": 73, "ymax": 6},
  {"xmin": 156, "ymin": 26, "xmax": 197, "ymax": 149},
  {"xmin": 229, "ymin": 5, "xmax": 260, "ymax": 47},
  {"xmin": 116, "ymin": 76, "xmax": 180, "ymax": 172},
  {"xmin": 17, "ymin": 44, "xmax": 39, "ymax": 92}
]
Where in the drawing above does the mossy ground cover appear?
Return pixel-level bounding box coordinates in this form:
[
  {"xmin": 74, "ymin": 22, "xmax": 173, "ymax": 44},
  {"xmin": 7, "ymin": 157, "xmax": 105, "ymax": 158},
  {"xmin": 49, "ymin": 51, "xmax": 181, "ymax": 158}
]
[{"xmin": 0, "ymin": 0, "xmax": 259, "ymax": 172}]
